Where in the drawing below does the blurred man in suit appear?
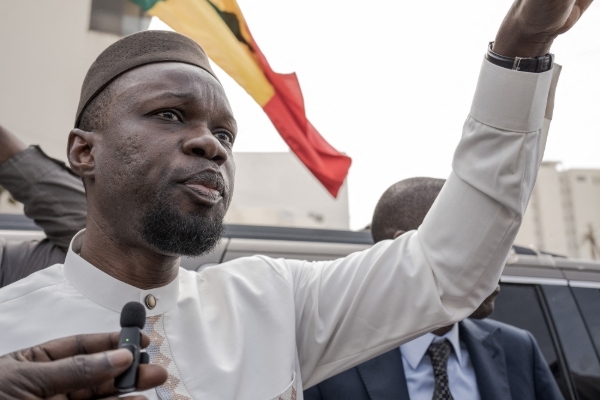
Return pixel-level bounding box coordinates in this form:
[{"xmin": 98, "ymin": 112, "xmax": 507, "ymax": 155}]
[{"xmin": 304, "ymin": 178, "xmax": 563, "ymax": 400}]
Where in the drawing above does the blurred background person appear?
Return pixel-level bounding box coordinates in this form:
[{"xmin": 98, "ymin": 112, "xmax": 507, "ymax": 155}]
[{"xmin": 0, "ymin": 124, "xmax": 86, "ymax": 286}]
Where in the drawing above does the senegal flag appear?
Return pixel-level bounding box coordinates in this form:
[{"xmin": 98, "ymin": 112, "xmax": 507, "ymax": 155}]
[{"xmin": 131, "ymin": 0, "xmax": 351, "ymax": 197}]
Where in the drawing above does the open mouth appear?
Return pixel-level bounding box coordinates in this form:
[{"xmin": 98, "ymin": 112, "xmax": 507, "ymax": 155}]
[
  {"xmin": 180, "ymin": 172, "xmax": 226, "ymax": 206},
  {"xmin": 184, "ymin": 182, "xmax": 223, "ymax": 205},
  {"xmin": 185, "ymin": 182, "xmax": 222, "ymax": 200}
]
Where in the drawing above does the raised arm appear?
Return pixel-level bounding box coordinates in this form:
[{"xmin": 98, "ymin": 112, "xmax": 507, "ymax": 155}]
[
  {"xmin": 0, "ymin": 125, "xmax": 87, "ymax": 249},
  {"xmin": 0, "ymin": 124, "xmax": 26, "ymax": 164},
  {"xmin": 0, "ymin": 125, "xmax": 87, "ymax": 286},
  {"xmin": 291, "ymin": 0, "xmax": 593, "ymax": 387}
]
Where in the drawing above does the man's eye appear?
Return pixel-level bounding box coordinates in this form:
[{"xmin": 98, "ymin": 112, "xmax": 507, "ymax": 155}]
[
  {"xmin": 156, "ymin": 111, "xmax": 181, "ymax": 121},
  {"xmin": 215, "ymin": 132, "xmax": 233, "ymax": 144}
]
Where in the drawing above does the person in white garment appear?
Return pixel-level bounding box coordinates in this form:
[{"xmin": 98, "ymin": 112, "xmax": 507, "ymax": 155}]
[{"xmin": 0, "ymin": 0, "xmax": 594, "ymax": 398}]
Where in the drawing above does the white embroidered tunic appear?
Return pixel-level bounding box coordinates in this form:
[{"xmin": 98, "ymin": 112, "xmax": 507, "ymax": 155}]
[{"xmin": 0, "ymin": 59, "xmax": 558, "ymax": 399}]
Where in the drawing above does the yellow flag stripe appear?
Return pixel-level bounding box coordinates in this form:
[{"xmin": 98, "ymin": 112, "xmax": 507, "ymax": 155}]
[{"xmin": 149, "ymin": 0, "xmax": 275, "ymax": 106}]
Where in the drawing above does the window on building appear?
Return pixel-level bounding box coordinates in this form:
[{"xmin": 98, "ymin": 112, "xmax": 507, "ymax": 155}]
[
  {"xmin": 577, "ymin": 176, "xmax": 587, "ymax": 182},
  {"xmin": 89, "ymin": 0, "xmax": 151, "ymax": 36}
]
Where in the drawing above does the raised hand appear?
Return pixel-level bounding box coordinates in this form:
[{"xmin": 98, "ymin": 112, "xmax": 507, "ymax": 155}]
[
  {"xmin": 0, "ymin": 332, "xmax": 167, "ymax": 400},
  {"xmin": 0, "ymin": 124, "xmax": 27, "ymax": 165},
  {"xmin": 494, "ymin": 0, "xmax": 594, "ymax": 57}
]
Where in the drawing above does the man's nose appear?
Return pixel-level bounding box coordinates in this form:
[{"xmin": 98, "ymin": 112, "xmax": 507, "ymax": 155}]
[{"xmin": 181, "ymin": 129, "xmax": 228, "ymax": 166}]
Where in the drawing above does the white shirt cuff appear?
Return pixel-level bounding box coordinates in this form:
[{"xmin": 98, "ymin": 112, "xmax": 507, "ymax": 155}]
[{"xmin": 470, "ymin": 58, "xmax": 554, "ymax": 133}]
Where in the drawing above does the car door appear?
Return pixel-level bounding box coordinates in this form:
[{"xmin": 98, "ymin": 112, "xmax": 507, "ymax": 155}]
[
  {"xmin": 490, "ymin": 280, "xmax": 600, "ymax": 400},
  {"xmin": 542, "ymin": 284, "xmax": 600, "ymax": 400}
]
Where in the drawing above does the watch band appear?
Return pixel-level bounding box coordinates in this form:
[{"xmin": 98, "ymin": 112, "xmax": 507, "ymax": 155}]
[{"xmin": 486, "ymin": 42, "xmax": 553, "ymax": 73}]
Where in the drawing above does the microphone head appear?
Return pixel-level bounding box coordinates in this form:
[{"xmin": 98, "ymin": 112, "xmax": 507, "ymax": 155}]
[{"xmin": 120, "ymin": 302, "xmax": 146, "ymax": 329}]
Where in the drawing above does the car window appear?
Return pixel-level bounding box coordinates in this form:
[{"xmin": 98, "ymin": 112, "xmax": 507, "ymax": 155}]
[
  {"xmin": 542, "ymin": 285, "xmax": 600, "ymax": 400},
  {"xmin": 570, "ymin": 287, "xmax": 600, "ymax": 365},
  {"xmin": 489, "ymin": 283, "xmax": 572, "ymax": 399},
  {"xmin": 490, "ymin": 284, "xmax": 558, "ymax": 363}
]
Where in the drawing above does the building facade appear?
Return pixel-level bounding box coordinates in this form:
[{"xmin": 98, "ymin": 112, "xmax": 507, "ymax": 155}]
[{"xmin": 515, "ymin": 162, "xmax": 600, "ymax": 260}]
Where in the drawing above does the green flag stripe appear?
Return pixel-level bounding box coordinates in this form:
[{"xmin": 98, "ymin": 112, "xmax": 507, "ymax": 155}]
[
  {"xmin": 130, "ymin": 0, "xmax": 161, "ymax": 12},
  {"xmin": 205, "ymin": 0, "xmax": 251, "ymax": 48}
]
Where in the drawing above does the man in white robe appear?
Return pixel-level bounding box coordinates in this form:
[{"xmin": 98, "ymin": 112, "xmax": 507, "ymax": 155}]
[{"xmin": 0, "ymin": 0, "xmax": 594, "ymax": 398}]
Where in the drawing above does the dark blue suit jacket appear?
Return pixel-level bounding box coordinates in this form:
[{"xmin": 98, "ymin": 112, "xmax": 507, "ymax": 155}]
[{"xmin": 304, "ymin": 318, "xmax": 564, "ymax": 400}]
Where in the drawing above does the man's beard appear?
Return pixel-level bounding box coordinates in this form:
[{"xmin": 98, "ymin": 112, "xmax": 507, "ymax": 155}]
[{"xmin": 140, "ymin": 196, "xmax": 226, "ymax": 257}]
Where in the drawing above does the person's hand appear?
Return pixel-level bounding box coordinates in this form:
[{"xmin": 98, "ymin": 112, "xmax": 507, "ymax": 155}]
[
  {"xmin": 0, "ymin": 124, "xmax": 27, "ymax": 165},
  {"xmin": 0, "ymin": 332, "xmax": 167, "ymax": 400},
  {"xmin": 494, "ymin": 0, "xmax": 594, "ymax": 57}
]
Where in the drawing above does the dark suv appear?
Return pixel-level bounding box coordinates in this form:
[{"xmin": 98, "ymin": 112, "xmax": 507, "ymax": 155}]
[{"xmin": 2, "ymin": 219, "xmax": 599, "ymax": 399}]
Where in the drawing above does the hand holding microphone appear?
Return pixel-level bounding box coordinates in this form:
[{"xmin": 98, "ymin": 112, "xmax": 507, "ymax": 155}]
[
  {"xmin": 116, "ymin": 301, "xmax": 151, "ymax": 393},
  {"xmin": 0, "ymin": 330, "xmax": 166, "ymax": 399}
]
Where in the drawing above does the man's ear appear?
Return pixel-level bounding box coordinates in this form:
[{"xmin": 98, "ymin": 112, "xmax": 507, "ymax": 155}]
[
  {"xmin": 393, "ymin": 230, "xmax": 406, "ymax": 239},
  {"xmin": 67, "ymin": 128, "xmax": 96, "ymax": 179}
]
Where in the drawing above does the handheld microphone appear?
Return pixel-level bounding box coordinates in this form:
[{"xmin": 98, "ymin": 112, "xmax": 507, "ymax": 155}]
[{"xmin": 115, "ymin": 302, "xmax": 148, "ymax": 392}]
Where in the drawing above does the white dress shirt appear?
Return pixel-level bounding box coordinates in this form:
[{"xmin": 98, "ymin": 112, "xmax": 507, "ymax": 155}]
[
  {"xmin": 401, "ymin": 324, "xmax": 481, "ymax": 400},
  {"xmin": 0, "ymin": 59, "xmax": 558, "ymax": 400}
]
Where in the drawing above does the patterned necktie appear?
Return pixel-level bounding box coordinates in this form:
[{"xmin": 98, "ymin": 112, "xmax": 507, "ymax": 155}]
[
  {"xmin": 427, "ymin": 340, "xmax": 454, "ymax": 400},
  {"xmin": 143, "ymin": 315, "xmax": 193, "ymax": 399}
]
